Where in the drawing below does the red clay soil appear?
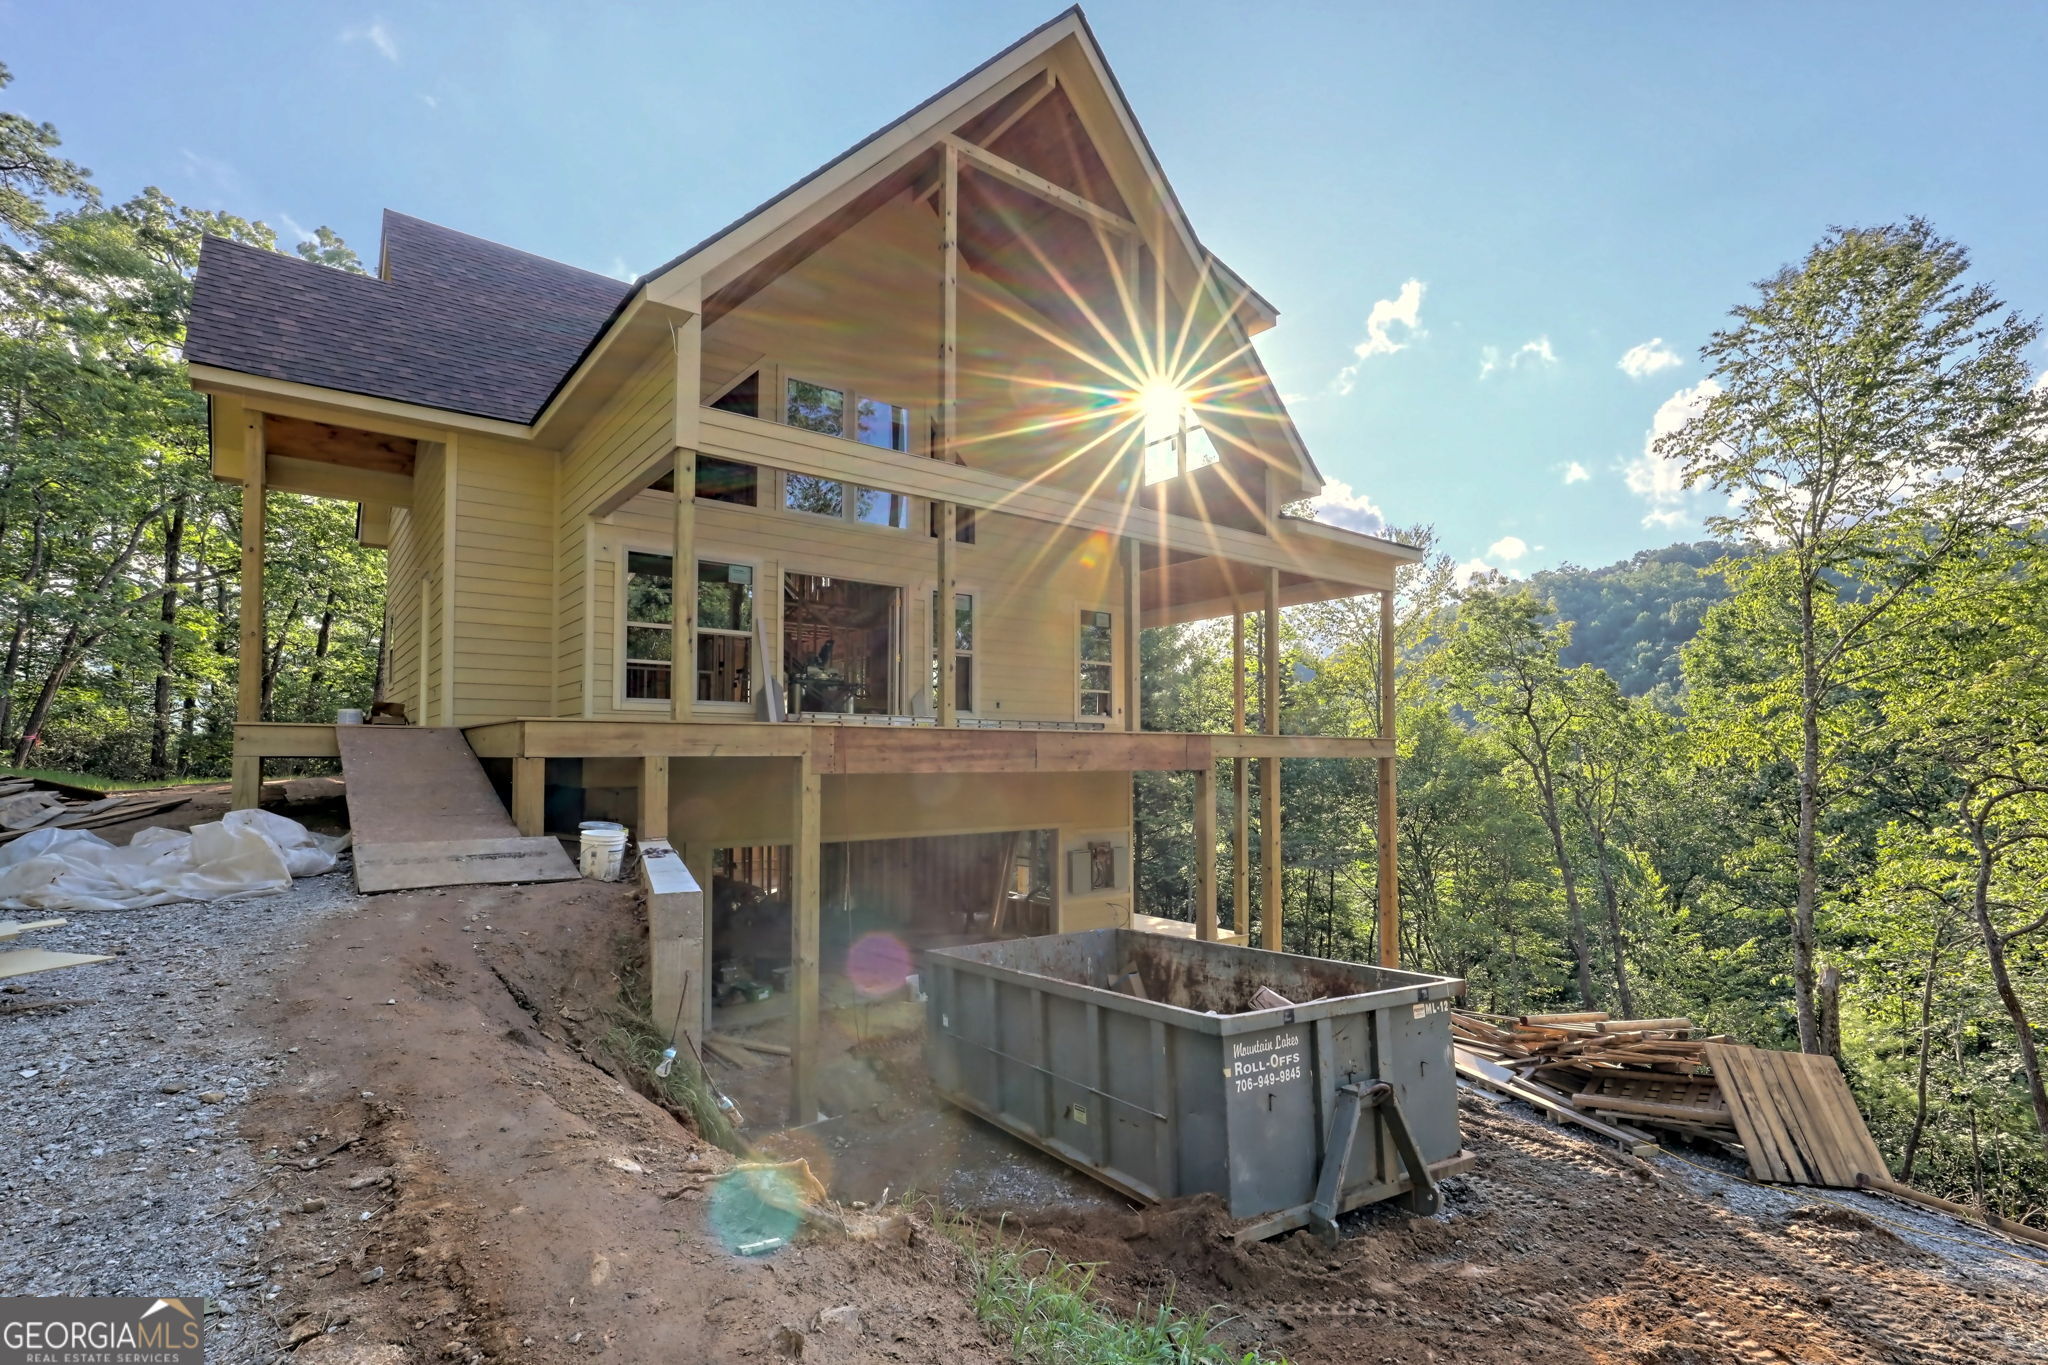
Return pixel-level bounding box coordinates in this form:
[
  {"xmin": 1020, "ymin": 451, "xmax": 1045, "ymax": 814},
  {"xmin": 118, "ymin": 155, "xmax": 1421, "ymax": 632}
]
[
  {"xmin": 243, "ymin": 878, "xmax": 1006, "ymax": 1365},
  {"xmin": 241, "ymin": 870, "xmax": 2048, "ymax": 1365}
]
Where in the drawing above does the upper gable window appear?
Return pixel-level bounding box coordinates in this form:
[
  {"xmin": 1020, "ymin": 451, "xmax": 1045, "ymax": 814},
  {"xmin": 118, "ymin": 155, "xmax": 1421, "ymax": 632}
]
[
  {"xmin": 856, "ymin": 397, "xmax": 909, "ymax": 453},
  {"xmin": 696, "ymin": 456, "xmax": 758, "ymax": 505},
  {"xmin": 786, "ymin": 379, "xmax": 845, "ymax": 436},
  {"xmin": 1138, "ymin": 392, "xmax": 1222, "ymax": 486},
  {"xmin": 711, "ymin": 370, "xmax": 759, "ymax": 418}
]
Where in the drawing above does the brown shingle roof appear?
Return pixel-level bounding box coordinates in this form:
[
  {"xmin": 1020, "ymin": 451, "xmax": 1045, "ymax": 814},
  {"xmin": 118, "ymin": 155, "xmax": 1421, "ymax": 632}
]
[{"xmin": 185, "ymin": 210, "xmax": 632, "ymax": 425}]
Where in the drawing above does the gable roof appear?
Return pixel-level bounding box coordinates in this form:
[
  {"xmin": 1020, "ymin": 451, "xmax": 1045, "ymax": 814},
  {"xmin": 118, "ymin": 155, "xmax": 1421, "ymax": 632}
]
[{"xmin": 185, "ymin": 211, "xmax": 631, "ymax": 425}]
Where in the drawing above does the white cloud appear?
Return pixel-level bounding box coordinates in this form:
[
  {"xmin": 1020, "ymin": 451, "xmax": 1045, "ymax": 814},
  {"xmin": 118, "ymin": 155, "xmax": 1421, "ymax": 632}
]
[
  {"xmin": 1453, "ymin": 559, "xmax": 1497, "ymax": 587},
  {"xmin": 1335, "ymin": 279, "xmax": 1425, "ymax": 394},
  {"xmin": 1563, "ymin": 461, "xmax": 1590, "ymax": 484},
  {"xmin": 277, "ymin": 213, "xmax": 317, "ymax": 245},
  {"xmin": 1306, "ymin": 479, "xmax": 1388, "ymax": 535},
  {"xmin": 419, "ymin": 93, "xmax": 440, "ymax": 109},
  {"xmin": 1623, "ymin": 378, "xmax": 1721, "ymax": 528},
  {"xmin": 1486, "ymin": 535, "xmax": 1529, "ymax": 562},
  {"xmin": 343, "ymin": 19, "xmax": 399, "ymax": 62},
  {"xmin": 2033, "ymin": 369, "xmax": 2048, "ymax": 394},
  {"xmin": 1618, "ymin": 338, "xmax": 1681, "ymax": 379},
  {"xmin": 1479, "ymin": 336, "xmax": 1557, "ymax": 379}
]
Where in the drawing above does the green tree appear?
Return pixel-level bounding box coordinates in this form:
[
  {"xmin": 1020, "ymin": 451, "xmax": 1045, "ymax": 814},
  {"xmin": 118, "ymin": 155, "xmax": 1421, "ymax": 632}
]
[{"xmin": 1658, "ymin": 218, "xmax": 2048, "ymax": 1051}]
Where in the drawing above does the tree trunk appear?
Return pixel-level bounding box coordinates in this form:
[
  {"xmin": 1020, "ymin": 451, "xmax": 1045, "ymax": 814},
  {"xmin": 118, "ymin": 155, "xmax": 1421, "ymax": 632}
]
[
  {"xmin": 10, "ymin": 626, "xmax": 86, "ymax": 767},
  {"xmin": 149, "ymin": 501, "xmax": 186, "ymax": 780},
  {"xmin": 1588, "ymin": 822, "xmax": 1636, "ymax": 1017},
  {"xmin": 1816, "ymin": 964, "xmax": 1842, "ymax": 1062},
  {"xmin": 1967, "ymin": 820, "xmax": 2048, "ymax": 1157},
  {"xmin": 305, "ymin": 588, "xmax": 338, "ymax": 719},
  {"xmin": 1793, "ymin": 573, "xmax": 1822, "ymax": 1053},
  {"xmin": 1535, "ymin": 766, "xmax": 1596, "ymax": 1007},
  {"xmin": 1898, "ymin": 940, "xmax": 1941, "ymax": 1179},
  {"xmin": 0, "ymin": 502, "xmax": 50, "ymax": 749}
]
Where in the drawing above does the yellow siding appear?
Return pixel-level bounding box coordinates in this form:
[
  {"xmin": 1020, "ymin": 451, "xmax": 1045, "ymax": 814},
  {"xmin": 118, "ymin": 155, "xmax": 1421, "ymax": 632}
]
[
  {"xmin": 557, "ymin": 354, "xmax": 674, "ymax": 716},
  {"xmin": 452, "ymin": 436, "xmax": 554, "ymax": 722},
  {"xmin": 382, "ymin": 505, "xmax": 423, "ymax": 720},
  {"xmin": 407, "ymin": 443, "xmax": 448, "ymax": 725}
]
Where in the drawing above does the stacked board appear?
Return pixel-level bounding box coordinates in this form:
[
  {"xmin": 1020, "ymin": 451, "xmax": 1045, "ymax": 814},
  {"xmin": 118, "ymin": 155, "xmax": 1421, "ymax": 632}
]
[{"xmin": 1706, "ymin": 1043, "xmax": 1887, "ymax": 1187}]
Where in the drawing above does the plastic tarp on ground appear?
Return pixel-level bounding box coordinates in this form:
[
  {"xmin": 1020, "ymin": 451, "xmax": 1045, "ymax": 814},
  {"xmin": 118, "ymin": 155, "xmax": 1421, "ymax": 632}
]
[{"xmin": 0, "ymin": 809, "xmax": 348, "ymax": 912}]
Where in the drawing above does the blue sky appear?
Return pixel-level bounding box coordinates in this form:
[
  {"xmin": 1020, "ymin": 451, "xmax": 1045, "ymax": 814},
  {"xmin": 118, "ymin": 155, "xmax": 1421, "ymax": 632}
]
[{"xmin": 12, "ymin": 2, "xmax": 2046, "ymax": 576}]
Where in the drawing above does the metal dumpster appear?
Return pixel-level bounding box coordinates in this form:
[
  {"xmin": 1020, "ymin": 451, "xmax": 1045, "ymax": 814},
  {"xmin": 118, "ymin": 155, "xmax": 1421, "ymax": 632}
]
[{"xmin": 924, "ymin": 929, "xmax": 1470, "ymax": 1238}]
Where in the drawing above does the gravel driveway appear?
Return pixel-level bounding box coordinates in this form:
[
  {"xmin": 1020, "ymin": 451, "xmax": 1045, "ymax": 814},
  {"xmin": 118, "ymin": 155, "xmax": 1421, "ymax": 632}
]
[{"xmin": 1, "ymin": 871, "xmax": 362, "ymax": 1361}]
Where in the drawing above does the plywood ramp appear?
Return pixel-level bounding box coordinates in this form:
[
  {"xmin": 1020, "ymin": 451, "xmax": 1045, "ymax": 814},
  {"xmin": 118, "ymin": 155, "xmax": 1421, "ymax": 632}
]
[
  {"xmin": 336, "ymin": 726, "xmax": 577, "ymax": 893},
  {"xmin": 1704, "ymin": 1043, "xmax": 1887, "ymax": 1188}
]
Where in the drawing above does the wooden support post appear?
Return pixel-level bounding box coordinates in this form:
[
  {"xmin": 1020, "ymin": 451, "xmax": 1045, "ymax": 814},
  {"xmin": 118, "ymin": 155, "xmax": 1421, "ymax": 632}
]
[
  {"xmin": 1194, "ymin": 762, "xmax": 1217, "ymax": 941},
  {"xmin": 939, "ymin": 142, "xmax": 959, "ymax": 462},
  {"xmin": 638, "ymin": 755, "xmax": 670, "ymax": 842},
  {"xmin": 1124, "ymin": 538, "xmax": 1143, "ymax": 731},
  {"xmin": 1377, "ymin": 587, "xmax": 1399, "ymax": 968},
  {"xmin": 789, "ymin": 750, "xmax": 822, "ymax": 1124},
  {"xmin": 671, "ymin": 450, "xmax": 696, "ymax": 723},
  {"xmin": 1231, "ymin": 610, "xmax": 1248, "ymax": 937},
  {"xmin": 231, "ymin": 411, "xmax": 267, "ymax": 811},
  {"xmin": 1260, "ymin": 569, "xmax": 1282, "ymax": 951},
  {"xmin": 937, "ymin": 502, "xmax": 957, "ymax": 726},
  {"xmin": 511, "ymin": 757, "xmax": 545, "ymax": 836}
]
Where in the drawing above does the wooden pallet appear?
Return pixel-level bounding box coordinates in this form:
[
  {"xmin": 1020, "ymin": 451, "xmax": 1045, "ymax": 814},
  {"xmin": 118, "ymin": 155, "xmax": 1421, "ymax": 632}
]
[{"xmin": 1704, "ymin": 1043, "xmax": 1885, "ymax": 1187}]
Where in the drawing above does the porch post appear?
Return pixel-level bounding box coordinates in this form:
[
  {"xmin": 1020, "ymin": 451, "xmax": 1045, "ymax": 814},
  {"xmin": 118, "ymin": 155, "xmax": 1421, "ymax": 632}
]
[
  {"xmin": 1377, "ymin": 587, "xmax": 1400, "ymax": 967},
  {"xmin": 671, "ymin": 450, "xmax": 696, "ymax": 722},
  {"xmin": 1122, "ymin": 536, "xmax": 1142, "ymax": 731},
  {"xmin": 789, "ymin": 748, "xmax": 822, "ymax": 1124},
  {"xmin": 1259, "ymin": 568, "xmax": 1282, "ymax": 951},
  {"xmin": 937, "ymin": 502, "xmax": 958, "ymax": 726},
  {"xmin": 230, "ymin": 410, "xmax": 266, "ymax": 811},
  {"xmin": 1230, "ymin": 610, "xmax": 1248, "ymax": 938},
  {"xmin": 511, "ymin": 756, "xmax": 545, "ymax": 836},
  {"xmin": 939, "ymin": 141, "xmax": 959, "ymax": 460},
  {"xmin": 1194, "ymin": 762, "xmax": 1218, "ymax": 940}
]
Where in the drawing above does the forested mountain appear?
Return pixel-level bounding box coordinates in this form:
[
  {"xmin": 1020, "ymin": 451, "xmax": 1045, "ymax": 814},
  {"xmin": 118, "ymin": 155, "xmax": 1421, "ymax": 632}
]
[{"xmin": 1526, "ymin": 542, "xmax": 1734, "ymax": 700}]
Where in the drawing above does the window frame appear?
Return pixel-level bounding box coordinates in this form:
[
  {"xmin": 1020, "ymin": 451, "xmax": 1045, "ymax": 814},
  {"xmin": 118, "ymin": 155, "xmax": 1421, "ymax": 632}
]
[
  {"xmin": 620, "ymin": 546, "xmax": 680, "ymax": 707},
  {"xmin": 782, "ymin": 565, "xmax": 907, "ymax": 717},
  {"xmin": 776, "ymin": 470, "xmax": 915, "ymax": 533},
  {"xmin": 616, "ymin": 544, "xmax": 762, "ymax": 712},
  {"xmin": 1075, "ymin": 603, "xmax": 1118, "ymax": 721},
  {"xmin": 929, "ymin": 586, "xmax": 976, "ymax": 717}
]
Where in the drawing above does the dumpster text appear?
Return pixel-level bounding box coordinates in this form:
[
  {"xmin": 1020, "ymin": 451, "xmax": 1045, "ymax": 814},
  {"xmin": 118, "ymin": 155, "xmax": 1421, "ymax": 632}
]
[{"xmin": 1230, "ymin": 1031, "xmax": 1304, "ymax": 1093}]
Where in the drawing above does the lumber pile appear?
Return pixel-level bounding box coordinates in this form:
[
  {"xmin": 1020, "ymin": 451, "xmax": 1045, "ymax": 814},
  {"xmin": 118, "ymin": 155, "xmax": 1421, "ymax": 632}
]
[
  {"xmin": 0, "ymin": 779, "xmax": 190, "ymax": 845},
  {"xmin": 1452, "ymin": 1009, "xmax": 1718, "ymax": 1156}
]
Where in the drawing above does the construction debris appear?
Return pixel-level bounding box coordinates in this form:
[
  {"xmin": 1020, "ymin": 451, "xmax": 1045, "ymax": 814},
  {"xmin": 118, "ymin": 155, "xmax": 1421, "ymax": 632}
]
[
  {"xmin": 0, "ymin": 780, "xmax": 191, "ymax": 845},
  {"xmin": 0, "ymin": 808, "xmax": 345, "ymax": 912},
  {"xmin": 1452, "ymin": 1009, "xmax": 1889, "ymax": 1190}
]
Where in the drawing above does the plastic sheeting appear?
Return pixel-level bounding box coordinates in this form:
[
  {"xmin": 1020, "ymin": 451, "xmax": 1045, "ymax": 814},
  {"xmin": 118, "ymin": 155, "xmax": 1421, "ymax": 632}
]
[{"xmin": 0, "ymin": 809, "xmax": 349, "ymax": 913}]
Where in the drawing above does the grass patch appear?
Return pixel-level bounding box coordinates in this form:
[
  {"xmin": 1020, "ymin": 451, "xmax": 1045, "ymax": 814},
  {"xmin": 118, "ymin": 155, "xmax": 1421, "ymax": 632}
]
[
  {"xmin": 954, "ymin": 1219, "xmax": 1285, "ymax": 1365},
  {"xmin": 603, "ymin": 1013, "xmax": 746, "ymax": 1155},
  {"xmin": 0, "ymin": 767, "xmax": 218, "ymax": 793}
]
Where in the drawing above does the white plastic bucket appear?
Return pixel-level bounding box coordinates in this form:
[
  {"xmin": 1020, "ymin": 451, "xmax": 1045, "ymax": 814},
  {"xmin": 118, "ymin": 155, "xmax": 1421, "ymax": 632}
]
[{"xmin": 578, "ymin": 821, "xmax": 628, "ymax": 881}]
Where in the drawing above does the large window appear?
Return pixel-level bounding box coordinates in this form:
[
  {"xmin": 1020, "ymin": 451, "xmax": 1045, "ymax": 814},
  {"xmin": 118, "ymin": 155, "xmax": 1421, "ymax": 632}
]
[
  {"xmin": 785, "ymin": 376, "xmax": 909, "ymax": 453},
  {"xmin": 783, "ymin": 473, "xmax": 911, "ymax": 530},
  {"xmin": 696, "ymin": 456, "xmax": 757, "ymax": 505},
  {"xmin": 1078, "ymin": 609, "xmax": 1115, "ymax": 717},
  {"xmin": 930, "ymin": 590, "xmax": 973, "ymax": 714},
  {"xmin": 784, "ymin": 574, "xmax": 897, "ymax": 716},
  {"xmin": 622, "ymin": 553, "xmax": 753, "ymax": 705},
  {"xmin": 928, "ymin": 503, "xmax": 977, "ymax": 543}
]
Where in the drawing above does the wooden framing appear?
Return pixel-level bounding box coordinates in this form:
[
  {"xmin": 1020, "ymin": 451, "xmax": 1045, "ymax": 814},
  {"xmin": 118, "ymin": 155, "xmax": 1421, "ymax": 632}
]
[
  {"xmin": 1259, "ymin": 568, "xmax": 1282, "ymax": 952},
  {"xmin": 639, "ymin": 755, "xmax": 670, "ymax": 841},
  {"xmin": 940, "ymin": 133, "xmax": 1139, "ymax": 238},
  {"xmin": 937, "ymin": 503, "xmax": 959, "ymax": 726},
  {"xmin": 1122, "ymin": 536, "xmax": 1142, "ymax": 731},
  {"xmin": 789, "ymin": 749, "xmax": 822, "ymax": 1123},
  {"xmin": 1377, "ymin": 587, "xmax": 1399, "ymax": 967},
  {"xmin": 1194, "ymin": 761, "xmax": 1217, "ymax": 940},
  {"xmin": 231, "ymin": 409, "xmax": 267, "ymax": 811},
  {"xmin": 457, "ymin": 717, "xmax": 1386, "ymax": 771},
  {"xmin": 1230, "ymin": 610, "xmax": 1248, "ymax": 938},
  {"xmin": 672, "ymin": 448, "xmax": 697, "ymax": 724},
  {"xmin": 512, "ymin": 757, "xmax": 545, "ymax": 836}
]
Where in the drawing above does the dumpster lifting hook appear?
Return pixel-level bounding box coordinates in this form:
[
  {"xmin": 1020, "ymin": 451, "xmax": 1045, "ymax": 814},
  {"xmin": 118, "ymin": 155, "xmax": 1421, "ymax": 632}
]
[{"xmin": 1309, "ymin": 1079, "xmax": 1440, "ymax": 1245}]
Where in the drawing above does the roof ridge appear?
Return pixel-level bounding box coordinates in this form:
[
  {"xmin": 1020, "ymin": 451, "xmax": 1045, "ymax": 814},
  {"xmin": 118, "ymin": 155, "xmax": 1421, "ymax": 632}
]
[
  {"xmin": 198, "ymin": 232, "xmax": 389, "ymax": 286},
  {"xmin": 380, "ymin": 208, "xmax": 628, "ymax": 288}
]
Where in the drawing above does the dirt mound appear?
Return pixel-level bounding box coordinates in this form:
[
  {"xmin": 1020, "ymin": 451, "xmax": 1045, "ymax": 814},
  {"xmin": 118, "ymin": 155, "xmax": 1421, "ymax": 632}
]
[{"xmin": 246, "ymin": 878, "xmax": 1008, "ymax": 1364}]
